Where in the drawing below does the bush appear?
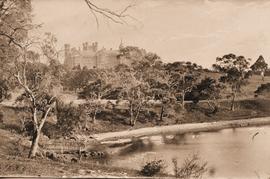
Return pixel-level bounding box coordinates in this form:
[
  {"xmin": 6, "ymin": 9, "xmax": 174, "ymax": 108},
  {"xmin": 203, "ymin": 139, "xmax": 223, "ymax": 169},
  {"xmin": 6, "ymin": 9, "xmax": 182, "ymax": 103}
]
[
  {"xmin": 255, "ymin": 83, "xmax": 270, "ymax": 96},
  {"xmin": 140, "ymin": 159, "xmax": 165, "ymax": 176},
  {"xmin": 172, "ymin": 154, "xmax": 208, "ymax": 179}
]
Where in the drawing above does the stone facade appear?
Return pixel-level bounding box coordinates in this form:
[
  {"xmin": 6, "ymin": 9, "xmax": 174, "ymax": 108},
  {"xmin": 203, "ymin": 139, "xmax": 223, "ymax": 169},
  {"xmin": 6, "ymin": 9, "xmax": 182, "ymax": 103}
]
[{"xmin": 64, "ymin": 42, "xmax": 121, "ymax": 69}]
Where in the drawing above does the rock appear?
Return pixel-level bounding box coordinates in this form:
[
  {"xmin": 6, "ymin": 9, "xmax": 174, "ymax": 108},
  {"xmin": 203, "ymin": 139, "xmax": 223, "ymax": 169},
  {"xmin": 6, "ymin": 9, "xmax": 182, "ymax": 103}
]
[{"xmin": 46, "ymin": 151, "xmax": 58, "ymax": 161}]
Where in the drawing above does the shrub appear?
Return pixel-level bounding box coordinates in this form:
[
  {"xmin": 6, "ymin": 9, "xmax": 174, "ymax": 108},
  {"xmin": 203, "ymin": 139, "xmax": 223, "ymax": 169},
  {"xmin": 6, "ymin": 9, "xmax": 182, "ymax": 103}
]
[
  {"xmin": 140, "ymin": 159, "xmax": 165, "ymax": 176},
  {"xmin": 172, "ymin": 154, "xmax": 208, "ymax": 179},
  {"xmin": 255, "ymin": 83, "xmax": 270, "ymax": 96}
]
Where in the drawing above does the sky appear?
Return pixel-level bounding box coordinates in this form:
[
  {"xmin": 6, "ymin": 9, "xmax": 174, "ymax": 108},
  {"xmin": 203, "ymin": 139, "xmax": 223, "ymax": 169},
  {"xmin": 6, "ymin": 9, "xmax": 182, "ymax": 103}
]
[{"xmin": 32, "ymin": 0, "xmax": 270, "ymax": 68}]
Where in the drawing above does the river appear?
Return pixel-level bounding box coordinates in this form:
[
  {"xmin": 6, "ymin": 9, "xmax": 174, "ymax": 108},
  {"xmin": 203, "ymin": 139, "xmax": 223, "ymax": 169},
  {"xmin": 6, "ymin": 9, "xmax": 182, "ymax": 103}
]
[{"xmin": 107, "ymin": 126, "xmax": 270, "ymax": 178}]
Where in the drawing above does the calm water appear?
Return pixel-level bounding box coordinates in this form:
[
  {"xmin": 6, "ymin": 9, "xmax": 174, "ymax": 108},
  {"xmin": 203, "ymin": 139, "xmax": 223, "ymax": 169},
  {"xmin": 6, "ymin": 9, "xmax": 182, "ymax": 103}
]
[{"xmin": 108, "ymin": 126, "xmax": 270, "ymax": 178}]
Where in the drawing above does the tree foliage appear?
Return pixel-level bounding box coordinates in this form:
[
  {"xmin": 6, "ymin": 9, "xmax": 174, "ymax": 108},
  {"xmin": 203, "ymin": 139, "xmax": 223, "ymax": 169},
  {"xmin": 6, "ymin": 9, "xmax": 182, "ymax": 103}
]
[
  {"xmin": 213, "ymin": 53, "xmax": 251, "ymax": 111},
  {"xmin": 250, "ymin": 55, "xmax": 268, "ymax": 72},
  {"xmin": 166, "ymin": 61, "xmax": 202, "ymax": 108}
]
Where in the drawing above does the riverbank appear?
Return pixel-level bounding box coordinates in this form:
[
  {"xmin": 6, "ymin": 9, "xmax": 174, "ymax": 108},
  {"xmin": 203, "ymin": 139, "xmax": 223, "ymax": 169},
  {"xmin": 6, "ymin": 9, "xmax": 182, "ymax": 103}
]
[{"xmin": 92, "ymin": 116, "xmax": 270, "ymax": 142}]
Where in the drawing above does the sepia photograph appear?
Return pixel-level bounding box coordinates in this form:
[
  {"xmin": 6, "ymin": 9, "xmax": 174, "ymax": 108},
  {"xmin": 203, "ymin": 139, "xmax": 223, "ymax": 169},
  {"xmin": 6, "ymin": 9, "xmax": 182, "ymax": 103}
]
[{"xmin": 1, "ymin": 0, "xmax": 270, "ymax": 178}]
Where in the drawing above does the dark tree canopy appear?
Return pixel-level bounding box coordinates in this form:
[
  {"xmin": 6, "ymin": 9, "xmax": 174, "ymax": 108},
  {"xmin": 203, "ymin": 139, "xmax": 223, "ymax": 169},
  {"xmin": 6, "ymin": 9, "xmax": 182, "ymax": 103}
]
[{"xmin": 250, "ymin": 55, "xmax": 268, "ymax": 72}]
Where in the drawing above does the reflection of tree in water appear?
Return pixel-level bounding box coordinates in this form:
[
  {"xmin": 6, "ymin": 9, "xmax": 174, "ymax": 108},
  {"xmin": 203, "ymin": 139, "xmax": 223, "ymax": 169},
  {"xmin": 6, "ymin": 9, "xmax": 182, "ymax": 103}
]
[
  {"xmin": 162, "ymin": 134, "xmax": 187, "ymax": 145},
  {"xmin": 118, "ymin": 137, "xmax": 154, "ymax": 156}
]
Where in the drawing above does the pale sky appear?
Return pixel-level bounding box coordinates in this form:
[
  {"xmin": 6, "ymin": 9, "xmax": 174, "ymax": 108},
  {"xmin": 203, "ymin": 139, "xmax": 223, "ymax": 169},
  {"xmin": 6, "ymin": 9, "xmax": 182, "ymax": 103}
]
[{"xmin": 32, "ymin": 0, "xmax": 270, "ymax": 67}]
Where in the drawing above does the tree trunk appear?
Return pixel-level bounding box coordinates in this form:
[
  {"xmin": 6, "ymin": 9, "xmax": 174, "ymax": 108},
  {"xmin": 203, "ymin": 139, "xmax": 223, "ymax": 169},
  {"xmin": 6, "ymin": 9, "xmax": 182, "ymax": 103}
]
[
  {"xmin": 231, "ymin": 93, "xmax": 236, "ymax": 111},
  {"xmin": 160, "ymin": 105, "xmax": 164, "ymax": 121},
  {"xmin": 130, "ymin": 103, "xmax": 134, "ymax": 126},
  {"xmin": 28, "ymin": 106, "xmax": 52, "ymax": 158},
  {"xmin": 261, "ymin": 70, "xmax": 265, "ymax": 81},
  {"xmin": 28, "ymin": 128, "xmax": 41, "ymax": 158},
  {"xmin": 207, "ymin": 100, "xmax": 215, "ymax": 110},
  {"xmin": 132, "ymin": 104, "xmax": 142, "ymax": 126},
  {"xmin": 97, "ymin": 93, "xmax": 101, "ymax": 100},
  {"xmin": 92, "ymin": 108, "xmax": 97, "ymax": 124},
  {"xmin": 181, "ymin": 91, "xmax": 185, "ymax": 109}
]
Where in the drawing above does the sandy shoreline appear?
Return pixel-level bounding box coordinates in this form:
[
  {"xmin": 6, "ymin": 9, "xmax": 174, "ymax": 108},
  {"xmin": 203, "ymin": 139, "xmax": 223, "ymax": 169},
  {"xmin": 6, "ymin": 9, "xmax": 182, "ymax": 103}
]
[{"xmin": 92, "ymin": 117, "xmax": 270, "ymax": 142}]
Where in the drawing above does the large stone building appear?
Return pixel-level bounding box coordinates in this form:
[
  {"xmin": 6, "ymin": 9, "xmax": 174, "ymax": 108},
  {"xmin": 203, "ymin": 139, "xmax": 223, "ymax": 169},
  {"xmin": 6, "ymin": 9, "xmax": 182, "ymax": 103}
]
[{"xmin": 64, "ymin": 42, "xmax": 122, "ymax": 69}]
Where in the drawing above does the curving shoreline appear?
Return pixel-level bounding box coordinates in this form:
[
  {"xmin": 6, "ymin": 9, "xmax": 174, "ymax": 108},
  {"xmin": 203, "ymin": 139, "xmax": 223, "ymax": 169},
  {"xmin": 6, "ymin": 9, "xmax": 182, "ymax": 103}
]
[{"xmin": 92, "ymin": 117, "xmax": 270, "ymax": 142}]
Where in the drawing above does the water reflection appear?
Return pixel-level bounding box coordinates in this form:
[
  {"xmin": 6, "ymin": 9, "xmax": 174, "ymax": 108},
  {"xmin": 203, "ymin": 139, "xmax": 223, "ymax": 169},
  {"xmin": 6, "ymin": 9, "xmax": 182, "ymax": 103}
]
[
  {"xmin": 110, "ymin": 126, "xmax": 270, "ymax": 178},
  {"xmin": 118, "ymin": 137, "xmax": 154, "ymax": 156},
  {"xmin": 162, "ymin": 134, "xmax": 187, "ymax": 145}
]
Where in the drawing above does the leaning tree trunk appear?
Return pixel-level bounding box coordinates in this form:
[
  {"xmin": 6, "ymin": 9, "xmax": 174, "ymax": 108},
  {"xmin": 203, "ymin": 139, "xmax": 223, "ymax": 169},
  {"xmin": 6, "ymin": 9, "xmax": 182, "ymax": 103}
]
[
  {"xmin": 28, "ymin": 106, "xmax": 52, "ymax": 158},
  {"xmin": 28, "ymin": 128, "xmax": 41, "ymax": 158}
]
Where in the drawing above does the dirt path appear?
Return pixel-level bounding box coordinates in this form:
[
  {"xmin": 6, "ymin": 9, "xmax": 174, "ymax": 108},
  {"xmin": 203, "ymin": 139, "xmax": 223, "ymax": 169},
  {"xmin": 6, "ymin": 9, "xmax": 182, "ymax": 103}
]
[{"xmin": 92, "ymin": 117, "xmax": 270, "ymax": 142}]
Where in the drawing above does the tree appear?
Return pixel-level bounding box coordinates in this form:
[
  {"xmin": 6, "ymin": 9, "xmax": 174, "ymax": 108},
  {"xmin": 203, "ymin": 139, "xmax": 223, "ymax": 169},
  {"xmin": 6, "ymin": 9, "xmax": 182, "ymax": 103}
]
[
  {"xmin": 166, "ymin": 62, "xmax": 202, "ymax": 109},
  {"xmin": 9, "ymin": 34, "xmax": 61, "ymax": 158},
  {"xmin": 41, "ymin": 32, "xmax": 66, "ymax": 81},
  {"xmin": 113, "ymin": 64, "xmax": 150, "ymax": 126},
  {"xmin": 143, "ymin": 59, "xmax": 173, "ymax": 122},
  {"xmin": 79, "ymin": 79, "xmax": 112, "ymax": 123},
  {"xmin": 250, "ymin": 55, "xmax": 268, "ymax": 81},
  {"xmin": 0, "ymin": 0, "xmax": 33, "ymax": 97},
  {"xmin": 213, "ymin": 54, "xmax": 251, "ymax": 111},
  {"xmin": 0, "ymin": 0, "xmax": 33, "ymax": 50},
  {"xmin": 15, "ymin": 58, "xmax": 58, "ymax": 158},
  {"xmin": 192, "ymin": 77, "xmax": 224, "ymax": 112}
]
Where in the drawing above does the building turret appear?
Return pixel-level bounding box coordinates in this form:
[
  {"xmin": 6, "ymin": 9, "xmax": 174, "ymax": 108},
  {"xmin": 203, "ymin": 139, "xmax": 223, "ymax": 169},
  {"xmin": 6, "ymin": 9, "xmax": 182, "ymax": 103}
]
[
  {"xmin": 83, "ymin": 42, "xmax": 88, "ymax": 51},
  {"xmin": 64, "ymin": 44, "xmax": 70, "ymax": 57},
  {"xmin": 64, "ymin": 44, "xmax": 72, "ymax": 68},
  {"xmin": 92, "ymin": 42, "xmax": 98, "ymax": 52}
]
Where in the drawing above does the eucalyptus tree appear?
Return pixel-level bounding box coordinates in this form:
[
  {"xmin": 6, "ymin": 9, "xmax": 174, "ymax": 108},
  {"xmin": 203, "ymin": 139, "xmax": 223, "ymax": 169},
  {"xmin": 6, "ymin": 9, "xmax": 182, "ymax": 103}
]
[
  {"xmin": 250, "ymin": 55, "xmax": 268, "ymax": 81},
  {"xmin": 113, "ymin": 64, "xmax": 150, "ymax": 126},
  {"xmin": 165, "ymin": 61, "xmax": 202, "ymax": 109},
  {"xmin": 213, "ymin": 54, "xmax": 251, "ymax": 111}
]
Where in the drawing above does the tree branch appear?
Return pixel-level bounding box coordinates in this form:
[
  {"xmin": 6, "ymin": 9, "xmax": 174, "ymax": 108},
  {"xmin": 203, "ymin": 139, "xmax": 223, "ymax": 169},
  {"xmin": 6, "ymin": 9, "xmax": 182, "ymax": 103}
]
[
  {"xmin": 0, "ymin": 33, "xmax": 23, "ymax": 48},
  {"xmin": 38, "ymin": 103, "xmax": 54, "ymax": 131},
  {"xmin": 84, "ymin": 0, "xmax": 135, "ymax": 26}
]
